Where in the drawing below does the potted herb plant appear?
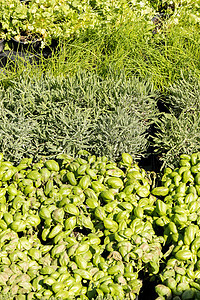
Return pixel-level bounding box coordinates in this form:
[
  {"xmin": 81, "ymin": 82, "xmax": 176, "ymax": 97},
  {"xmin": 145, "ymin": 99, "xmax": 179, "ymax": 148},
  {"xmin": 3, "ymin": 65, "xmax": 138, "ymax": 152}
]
[
  {"xmin": 8, "ymin": 0, "xmax": 42, "ymax": 52},
  {"xmin": 0, "ymin": 1, "xmax": 11, "ymax": 52},
  {"xmin": 0, "ymin": 0, "xmax": 41, "ymax": 52}
]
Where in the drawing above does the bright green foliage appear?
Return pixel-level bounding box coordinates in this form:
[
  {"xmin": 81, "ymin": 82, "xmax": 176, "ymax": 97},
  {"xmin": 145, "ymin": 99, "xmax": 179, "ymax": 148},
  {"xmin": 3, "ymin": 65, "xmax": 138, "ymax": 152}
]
[
  {"xmin": 0, "ymin": 0, "xmax": 156, "ymax": 46},
  {"xmin": 1, "ymin": 0, "xmax": 199, "ymax": 89},
  {"xmin": 153, "ymin": 152, "xmax": 200, "ymax": 300},
  {"xmin": 1, "ymin": 150, "xmax": 200, "ymax": 298},
  {"xmin": 0, "ymin": 0, "xmax": 28, "ymax": 40},
  {"xmin": 0, "ymin": 152, "xmax": 162, "ymax": 299}
]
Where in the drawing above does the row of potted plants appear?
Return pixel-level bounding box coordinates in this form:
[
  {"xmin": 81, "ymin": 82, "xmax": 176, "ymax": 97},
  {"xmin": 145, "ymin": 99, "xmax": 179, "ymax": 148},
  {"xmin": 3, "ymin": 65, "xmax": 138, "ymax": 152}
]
[
  {"xmin": 0, "ymin": 0, "xmax": 102, "ymax": 52},
  {"xmin": 0, "ymin": 0, "xmax": 173, "ymax": 53},
  {"xmin": 0, "ymin": 0, "xmax": 199, "ymax": 54}
]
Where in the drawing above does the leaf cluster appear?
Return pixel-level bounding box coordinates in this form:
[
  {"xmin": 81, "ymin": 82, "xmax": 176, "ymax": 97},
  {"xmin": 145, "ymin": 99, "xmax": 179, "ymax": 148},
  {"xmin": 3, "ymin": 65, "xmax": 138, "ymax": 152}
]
[
  {"xmin": 0, "ymin": 70, "xmax": 158, "ymax": 163},
  {"xmin": 1, "ymin": 0, "xmax": 198, "ymax": 49},
  {"xmin": 0, "ymin": 0, "xmax": 28, "ymax": 39},
  {"xmin": 152, "ymin": 110, "xmax": 200, "ymax": 169},
  {"xmin": 0, "ymin": 0, "xmax": 155, "ymax": 47},
  {"xmin": 163, "ymin": 73, "xmax": 200, "ymax": 116},
  {"xmin": 1, "ymin": 0, "xmax": 199, "ymax": 91},
  {"xmin": 152, "ymin": 74, "xmax": 200, "ymax": 168}
]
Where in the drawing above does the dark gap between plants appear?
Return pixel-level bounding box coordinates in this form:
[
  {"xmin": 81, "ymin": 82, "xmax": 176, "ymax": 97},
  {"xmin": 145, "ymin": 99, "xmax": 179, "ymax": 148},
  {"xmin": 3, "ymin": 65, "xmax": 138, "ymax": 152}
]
[
  {"xmin": 157, "ymin": 92, "xmax": 171, "ymax": 114},
  {"xmin": 138, "ymin": 276, "xmax": 157, "ymax": 300},
  {"xmin": 140, "ymin": 91, "xmax": 172, "ymax": 172},
  {"xmin": 139, "ymin": 123, "xmax": 161, "ymax": 173}
]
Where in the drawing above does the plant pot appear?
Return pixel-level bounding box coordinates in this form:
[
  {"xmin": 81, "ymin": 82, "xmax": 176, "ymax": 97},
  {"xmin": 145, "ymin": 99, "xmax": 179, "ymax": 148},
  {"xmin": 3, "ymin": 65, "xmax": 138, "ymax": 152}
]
[
  {"xmin": 20, "ymin": 0, "xmax": 30, "ymax": 3},
  {"xmin": 41, "ymin": 39, "xmax": 59, "ymax": 58},
  {"xmin": 9, "ymin": 37, "xmax": 41, "ymax": 53},
  {"xmin": 0, "ymin": 51, "xmax": 7, "ymax": 67},
  {"xmin": 0, "ymin": 50, "xmax": 40, "ymax": 68},
  {"xmin": 0, "ymin": 39, "xmax": 5, "ymax": 53}
]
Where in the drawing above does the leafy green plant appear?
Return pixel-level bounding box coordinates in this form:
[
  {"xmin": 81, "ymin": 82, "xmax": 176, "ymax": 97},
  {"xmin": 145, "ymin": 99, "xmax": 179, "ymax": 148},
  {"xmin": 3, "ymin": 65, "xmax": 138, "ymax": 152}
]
[
  {"xmin": 93, "ymin": 106, "xmax": 149, "ymax": 162},
  {"xmin": 39, "ymin": 12, "xmax": 200, "ymax": 88},
  {"xmin": 0, "ymin": 70, "xmax": 157, "ymax": 163},
  {"xmin": 0, "ymin": 0, "xmax": 199, "ymax": 89},
  {"xmin": 45, "ymin": 69, "xmax": 158, "ymax": 117},
  {"xmin": 152, "ymin": 110, "xmax": 200, "ymax": 169},
  {"xmin": 0, "ymin": 0, "xmax": 29, "ymax": 41},
  {"xmin": 163, "ymin": 73, "xmax": 200, "ymax": 116},
  {"xmin": 149, "ymin": 0, "xmax": 200, "ymax": 24},
  {"xmin": 3, "ymin": 0, "xmax": 155, "ymax": 47}
]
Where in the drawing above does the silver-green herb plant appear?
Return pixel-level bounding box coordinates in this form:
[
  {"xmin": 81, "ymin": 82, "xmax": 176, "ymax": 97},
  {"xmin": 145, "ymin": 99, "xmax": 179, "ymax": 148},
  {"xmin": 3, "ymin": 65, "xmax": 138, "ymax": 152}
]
[
  {"xmin": 0, "ymin": 70, "xmax": 158, "ymax": 163},
  {"xmin": 164, "ymin": 73, "xmax": 200, "ymax": 116},
  {"xmin": 152, "ymin": 110, "xmax": 200, "ymax": 169}
]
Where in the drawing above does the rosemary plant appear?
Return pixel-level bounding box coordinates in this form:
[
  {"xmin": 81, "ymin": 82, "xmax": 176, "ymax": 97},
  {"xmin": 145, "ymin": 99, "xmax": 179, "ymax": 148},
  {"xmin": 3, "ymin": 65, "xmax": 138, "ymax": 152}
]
[
  {"xmin": 163, "ymin": 73, "xmax": 200, "ymax": 116},
  {"xmin": 152, "ymin": 110, "xmax": 200, "ymax": 169},
  {"xmin": 0, "ymin": 70, "xmax": 157, "ymax": 163}
]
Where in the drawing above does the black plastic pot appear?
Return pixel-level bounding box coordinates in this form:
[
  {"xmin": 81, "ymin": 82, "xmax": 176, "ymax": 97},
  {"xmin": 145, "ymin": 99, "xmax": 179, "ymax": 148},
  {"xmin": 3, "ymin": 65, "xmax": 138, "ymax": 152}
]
[
  {"xmin": 20, "ymin": 0, "xmax": 30, "ymax": 3},
  {"xmin": 41, "ymin": 39, "xmax": 59, "ymax": 58},
  {"xmin": 0, "ymin": 39, "xmax": 5, "ymax": 53},
  {"xmin": 8, "ymin": 37, "xmax": 41, "ymax": 53},
  {"xmin": 0, "ymin": 50, "xmax": 40, "ymax": 68},
  {"xmin": 0, "ymin": 52, "xmax": 7, "ymax": 68}
]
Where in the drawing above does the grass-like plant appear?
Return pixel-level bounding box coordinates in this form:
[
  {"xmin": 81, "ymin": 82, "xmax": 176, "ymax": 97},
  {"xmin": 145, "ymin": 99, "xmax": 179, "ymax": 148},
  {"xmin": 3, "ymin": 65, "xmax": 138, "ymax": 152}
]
[{"xmin": 0, "ymin": 1, "xmax": 198, "ymax": 89}]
